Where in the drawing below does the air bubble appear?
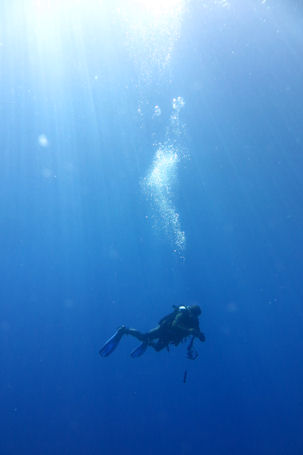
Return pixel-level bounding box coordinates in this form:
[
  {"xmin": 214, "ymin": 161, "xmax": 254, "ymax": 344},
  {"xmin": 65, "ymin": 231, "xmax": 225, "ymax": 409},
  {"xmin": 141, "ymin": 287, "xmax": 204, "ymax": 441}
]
[
  {"xmin": 153, "ymin": 105, "xmax": 161, "ymax": 117},
  {"xmin": 38, "ymin": 134, "xmax": 49, "ymax": 147}
]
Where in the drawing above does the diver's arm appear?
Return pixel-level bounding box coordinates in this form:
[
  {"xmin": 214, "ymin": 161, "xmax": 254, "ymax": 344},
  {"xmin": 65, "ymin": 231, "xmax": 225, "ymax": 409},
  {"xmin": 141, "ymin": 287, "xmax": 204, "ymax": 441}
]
[
  {"xmin": 172, "ymin": 314, "xmax": 201, "ymax": 336},
  {"xmin": 171, "ymin": 313, "xmax": 190, "ymax": 332},
  {"xmin": 187, "ymin": 328, "xmax": 205, "ymax": 341},
  {"xmin": 172, "ymin": 314, "xmax": 205, "ymax": 341}
]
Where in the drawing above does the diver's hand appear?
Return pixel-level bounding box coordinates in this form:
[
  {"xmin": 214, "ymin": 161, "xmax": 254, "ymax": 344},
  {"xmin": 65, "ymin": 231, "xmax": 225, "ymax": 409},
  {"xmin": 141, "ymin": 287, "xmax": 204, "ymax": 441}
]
[
  {"xmin": 199, "ymin": 332, "xmax": 206, "ymax": 342},
  {"xmin": 189, "ymin": 329, "xmax": 205, "ymax": 341}
]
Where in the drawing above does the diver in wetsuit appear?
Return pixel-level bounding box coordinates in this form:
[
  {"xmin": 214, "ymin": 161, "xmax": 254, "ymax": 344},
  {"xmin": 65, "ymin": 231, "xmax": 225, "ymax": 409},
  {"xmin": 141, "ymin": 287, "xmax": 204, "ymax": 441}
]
[{"xmin": 99, "ymin": 305, "xmax": 205, "ymax": 358}]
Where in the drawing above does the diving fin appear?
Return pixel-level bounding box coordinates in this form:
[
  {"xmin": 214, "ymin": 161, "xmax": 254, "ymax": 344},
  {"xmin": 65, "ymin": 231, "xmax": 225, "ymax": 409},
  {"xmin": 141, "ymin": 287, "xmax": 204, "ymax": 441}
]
[
  {"xmin": 130, "ymin": 342, "xmax": 148, "ymax": 358},
  {"xmin": 99, "ymin": 326, "xmax": 126, "ymax": 357}
]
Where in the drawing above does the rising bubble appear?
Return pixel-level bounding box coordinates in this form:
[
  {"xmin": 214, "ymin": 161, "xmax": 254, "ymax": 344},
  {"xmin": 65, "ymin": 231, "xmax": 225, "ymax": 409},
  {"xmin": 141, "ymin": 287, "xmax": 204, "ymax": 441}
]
[
  {"xmin": 153, "ymin": 105, "xmax": 162, "ymax": 117},
  {"xmin": 38, "ymin": 134, "xmax": 49, "ymax": 147}
]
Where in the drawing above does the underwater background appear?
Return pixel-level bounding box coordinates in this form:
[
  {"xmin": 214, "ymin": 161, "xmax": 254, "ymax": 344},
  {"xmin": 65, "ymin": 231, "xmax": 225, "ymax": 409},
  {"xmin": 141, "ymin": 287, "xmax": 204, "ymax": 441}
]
[{"xmin": 1, "ymin": 0, "xmax": 303, "ymax": 454}]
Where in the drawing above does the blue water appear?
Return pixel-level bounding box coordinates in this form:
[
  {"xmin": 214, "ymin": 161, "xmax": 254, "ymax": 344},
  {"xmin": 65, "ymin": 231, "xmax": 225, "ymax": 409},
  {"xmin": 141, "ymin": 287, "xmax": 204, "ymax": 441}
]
[{"xmin": 1, "ymin": 1, "xmax": 303, "ymax": 454}]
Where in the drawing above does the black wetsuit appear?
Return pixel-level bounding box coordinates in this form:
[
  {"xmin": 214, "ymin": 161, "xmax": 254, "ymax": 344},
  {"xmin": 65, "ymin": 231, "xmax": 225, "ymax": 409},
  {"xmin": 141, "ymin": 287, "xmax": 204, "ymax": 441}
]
[{"xmin": 125, "ymin": 307, "xmax": 205, "ymax": 352}]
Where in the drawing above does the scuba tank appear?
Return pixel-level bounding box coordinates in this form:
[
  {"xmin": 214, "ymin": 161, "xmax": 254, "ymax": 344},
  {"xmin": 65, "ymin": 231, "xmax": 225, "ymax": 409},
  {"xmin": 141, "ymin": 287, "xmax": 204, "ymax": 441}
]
[{"xmin": 158, "ymin": 305, "xmax": 187, "ymax": 327}]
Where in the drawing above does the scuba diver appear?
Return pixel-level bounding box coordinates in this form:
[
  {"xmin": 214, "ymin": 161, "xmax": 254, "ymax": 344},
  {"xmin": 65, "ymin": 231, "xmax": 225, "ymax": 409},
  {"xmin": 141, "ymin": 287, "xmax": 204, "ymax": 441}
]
[{"xmin": 99, "ymin": 304, "xmax": 205, "ymax": 359}]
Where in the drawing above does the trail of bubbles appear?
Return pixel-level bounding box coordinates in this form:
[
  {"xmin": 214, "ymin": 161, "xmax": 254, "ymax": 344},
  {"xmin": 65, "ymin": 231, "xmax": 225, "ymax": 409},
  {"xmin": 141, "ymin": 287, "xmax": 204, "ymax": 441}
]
[{"xmin": 144, "ymin": 97, "xmax": 186, "ymax": 253}]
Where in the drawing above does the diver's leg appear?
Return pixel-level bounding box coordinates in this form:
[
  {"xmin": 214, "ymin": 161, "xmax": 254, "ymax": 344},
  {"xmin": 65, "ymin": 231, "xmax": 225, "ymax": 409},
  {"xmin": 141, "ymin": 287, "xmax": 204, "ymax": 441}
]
[
  {"xmin": 124, "ymin": 328, "xmax": 149, "ymax": 342},
  {"xmin": 145, "ymin": 325, "xmax": 163, "ymax": 340},
  {"xmin": 145, "ymin": 326, "xmax": 169, "ymax": 351},
  {"xmin": 149, "ymin": 339, "xmax": 167, "ymax": 352},
  {"xmin": 125, "ymin": 325, "xmax": 162, "ymax": 342}
]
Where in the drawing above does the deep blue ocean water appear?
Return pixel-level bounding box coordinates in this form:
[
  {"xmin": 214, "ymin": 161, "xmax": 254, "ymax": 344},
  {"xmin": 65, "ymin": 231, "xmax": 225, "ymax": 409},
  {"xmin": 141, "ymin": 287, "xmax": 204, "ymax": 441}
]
[{"xmin": 1, "ymin": 1, "xmax": 303, "ymax": 454}]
